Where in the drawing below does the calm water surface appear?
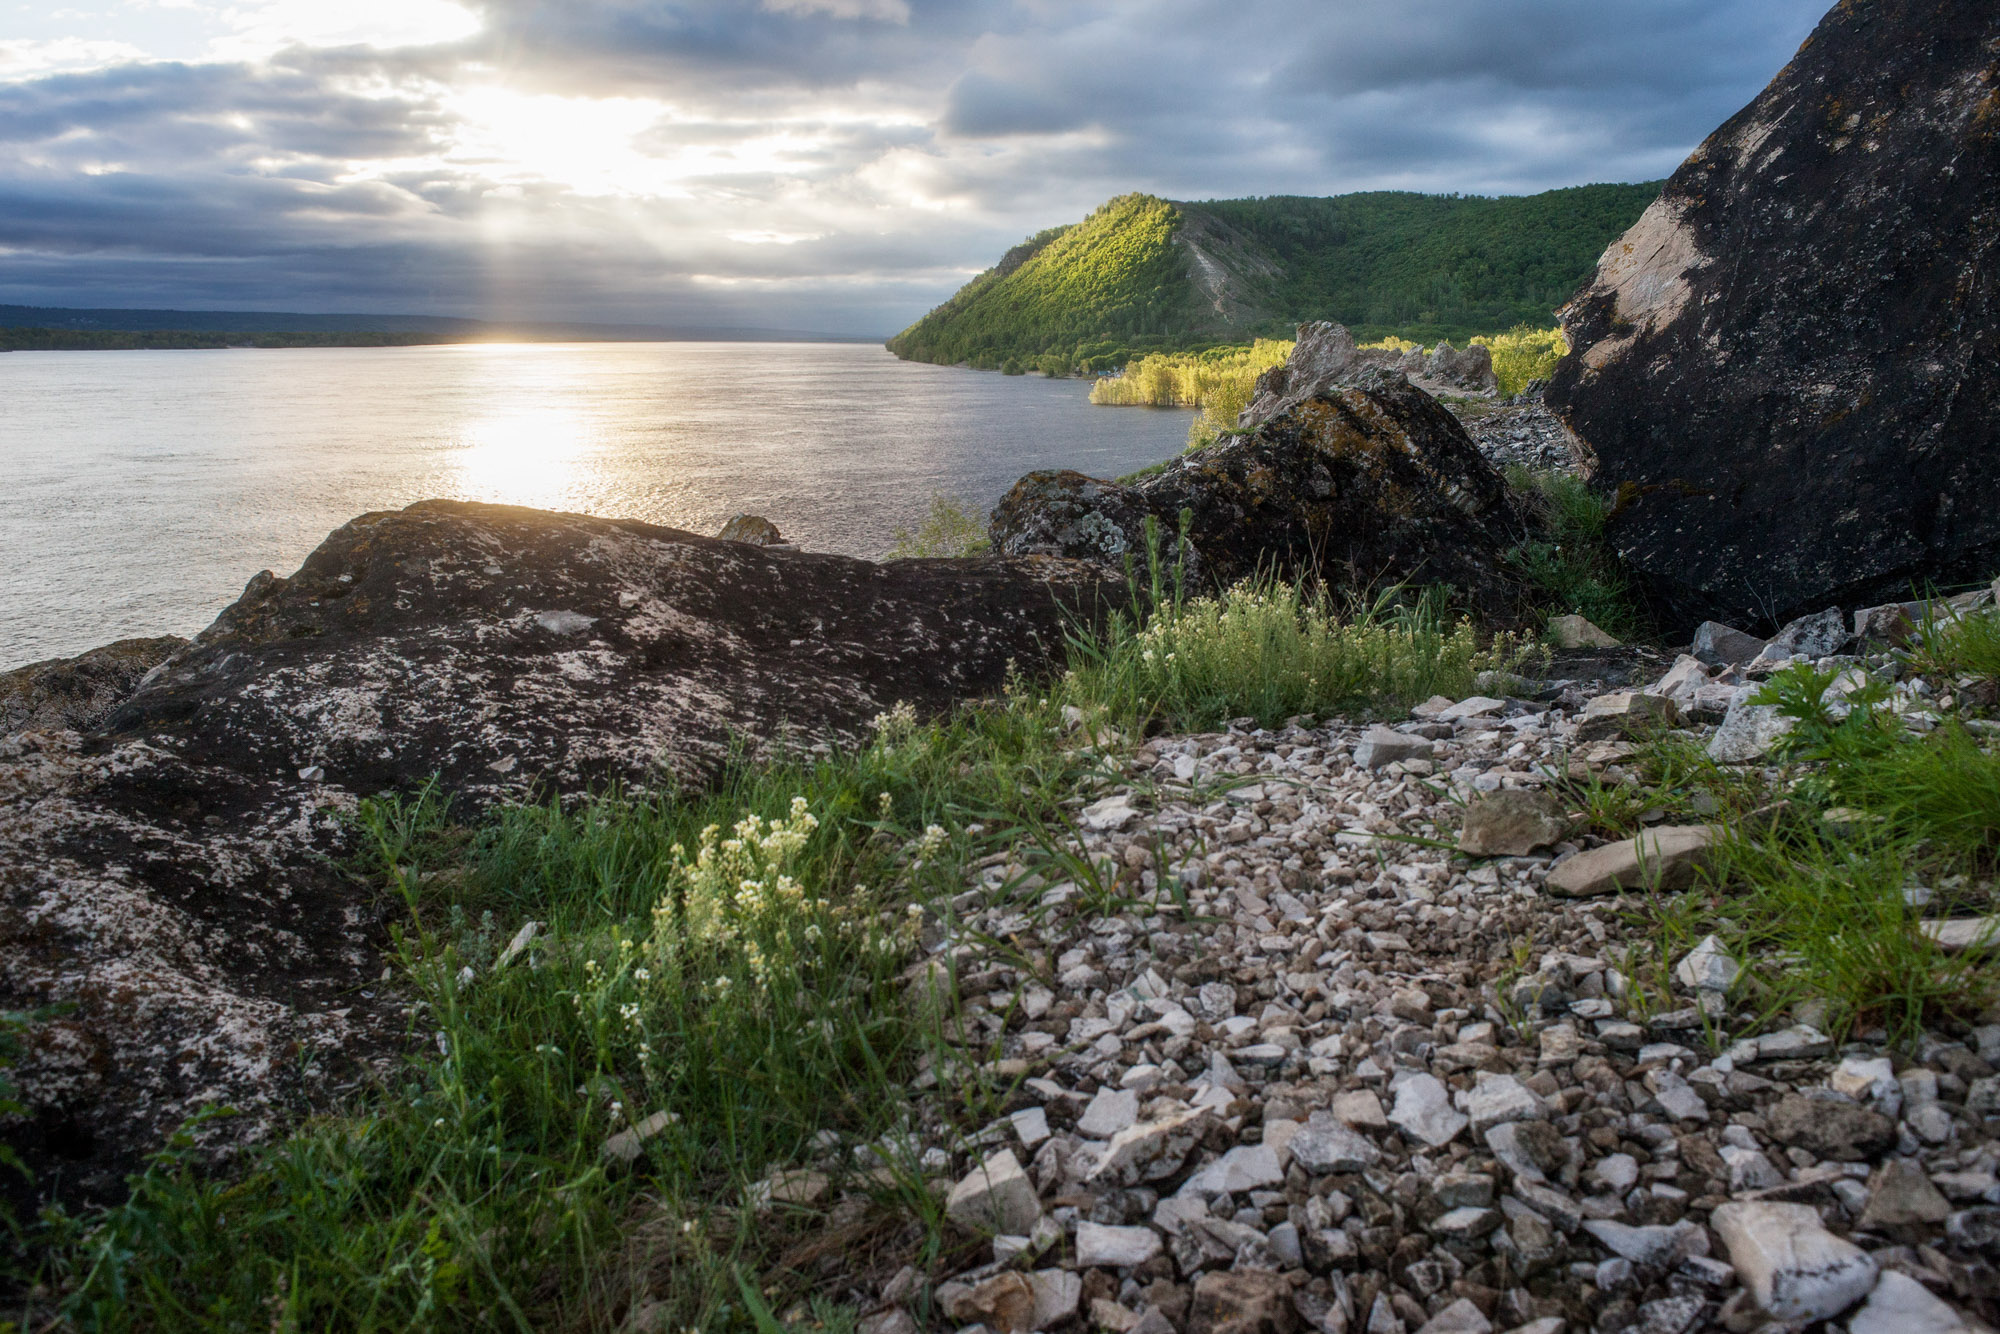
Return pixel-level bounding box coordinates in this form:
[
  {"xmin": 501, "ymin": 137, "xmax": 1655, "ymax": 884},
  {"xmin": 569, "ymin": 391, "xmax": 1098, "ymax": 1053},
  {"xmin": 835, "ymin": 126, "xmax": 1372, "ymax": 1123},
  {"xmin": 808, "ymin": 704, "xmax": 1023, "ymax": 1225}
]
[{"xmin": 0, "ymin": 342, "xmax": 1192, "ymax": 667}]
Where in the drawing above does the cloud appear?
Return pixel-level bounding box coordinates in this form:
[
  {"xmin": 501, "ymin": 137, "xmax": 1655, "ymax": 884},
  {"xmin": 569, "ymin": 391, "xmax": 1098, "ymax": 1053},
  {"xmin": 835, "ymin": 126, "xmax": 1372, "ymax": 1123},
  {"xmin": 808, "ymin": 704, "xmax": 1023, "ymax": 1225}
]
[
  {"xmin": 0, "ymin": 0, "xmax": 1834, "ymax": 333},
  {"xmin": 763, "ymin": 0, "xmax": 912, "ymax": 24}
]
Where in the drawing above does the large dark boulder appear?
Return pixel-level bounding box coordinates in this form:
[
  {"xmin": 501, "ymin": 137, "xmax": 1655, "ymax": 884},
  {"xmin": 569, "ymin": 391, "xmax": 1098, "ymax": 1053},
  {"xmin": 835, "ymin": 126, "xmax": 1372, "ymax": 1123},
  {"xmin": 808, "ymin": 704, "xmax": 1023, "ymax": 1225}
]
[
  {"xmin": 1547, "ymin": 0, "xmax": 2000, "ymax": 631},
  {"xmin": 0, "ymin": 500, "xmax": 1117, "ymax": 1205},
  {"xmin": 993, "ymin": 352, "xmax": 1524, "ymax": 614}
]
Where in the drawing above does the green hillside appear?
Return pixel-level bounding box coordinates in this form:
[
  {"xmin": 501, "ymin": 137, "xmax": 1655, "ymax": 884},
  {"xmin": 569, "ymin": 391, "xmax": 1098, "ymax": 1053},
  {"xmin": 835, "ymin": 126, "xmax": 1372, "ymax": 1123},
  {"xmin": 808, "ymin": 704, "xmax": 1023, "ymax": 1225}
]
[{"xmin": 887, "ymin": 183, "xmax": 1660, "ymax": 373}]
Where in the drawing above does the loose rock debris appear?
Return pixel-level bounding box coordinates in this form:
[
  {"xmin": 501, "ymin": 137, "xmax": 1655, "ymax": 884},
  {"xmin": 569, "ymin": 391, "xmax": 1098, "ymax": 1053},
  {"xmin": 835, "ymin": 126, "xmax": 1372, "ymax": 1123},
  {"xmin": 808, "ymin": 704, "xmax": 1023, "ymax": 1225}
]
[{"xmin": 780, "ymin": 656, "xmax": 1998, "ymax": 1334}]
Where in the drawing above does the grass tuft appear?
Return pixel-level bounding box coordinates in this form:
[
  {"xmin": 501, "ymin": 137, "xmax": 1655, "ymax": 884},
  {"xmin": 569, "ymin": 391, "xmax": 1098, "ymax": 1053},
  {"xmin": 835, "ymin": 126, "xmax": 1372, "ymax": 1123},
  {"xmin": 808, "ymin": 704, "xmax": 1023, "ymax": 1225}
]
[
  {"xmin": 1063, "ymin": 569, "xmax": 1533, "ymax": 733},
  {"xmin": 1660, "ymin": 662, "xmax": 2000, "ymax": 1045},
  {"xmin": 1504, "ymin": 467, "xmax": 1644, "ymax": 640},
  {"xmin": 1904, "ymin": 598, "xmax": 2000, "ymax": 683}
]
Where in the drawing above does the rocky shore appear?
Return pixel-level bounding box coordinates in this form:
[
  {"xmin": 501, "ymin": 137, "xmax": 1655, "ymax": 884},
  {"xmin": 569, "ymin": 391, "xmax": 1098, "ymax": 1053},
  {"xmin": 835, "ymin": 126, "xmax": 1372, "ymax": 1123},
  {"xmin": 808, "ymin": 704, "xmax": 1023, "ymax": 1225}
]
[
  {"xmin": 798, "ymin": 623, "xmax": 2000, "ymax": 1334},
  {"xmin": 4, "ymin": 4, "xmax": 1998, "ymax": 1325}
]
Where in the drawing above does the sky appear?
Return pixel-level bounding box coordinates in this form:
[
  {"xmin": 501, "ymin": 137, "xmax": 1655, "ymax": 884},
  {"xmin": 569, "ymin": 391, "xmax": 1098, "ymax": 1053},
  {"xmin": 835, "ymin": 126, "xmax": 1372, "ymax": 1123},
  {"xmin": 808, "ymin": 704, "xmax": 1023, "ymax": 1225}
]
[{"xmin": 0, "ymin": 0, "xmax": 1831, "ymax": 336}]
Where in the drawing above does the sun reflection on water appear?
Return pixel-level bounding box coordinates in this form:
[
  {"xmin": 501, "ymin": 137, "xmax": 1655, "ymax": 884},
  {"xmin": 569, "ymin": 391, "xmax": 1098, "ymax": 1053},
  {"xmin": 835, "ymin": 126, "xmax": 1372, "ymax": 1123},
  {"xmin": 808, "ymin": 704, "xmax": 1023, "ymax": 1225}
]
[{"xmin": 452, "ymin": 405, "xmax": 597, "ymax": 511}]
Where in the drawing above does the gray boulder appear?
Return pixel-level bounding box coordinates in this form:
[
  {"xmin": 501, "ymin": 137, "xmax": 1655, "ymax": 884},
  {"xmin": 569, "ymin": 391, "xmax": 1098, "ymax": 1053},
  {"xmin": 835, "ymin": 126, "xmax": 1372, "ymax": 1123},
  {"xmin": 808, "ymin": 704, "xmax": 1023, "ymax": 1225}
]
[
  {"xmin": 1690, "ymin": 621, "xmax": 1766, "ymax": 668},
  {"xmin": 1423, "ymin": 341, "xmax": 1499, "ymax": 394},
  {"xmin": 1748, "ymin": 607, "xmax": 1851, "ymax": 668}
]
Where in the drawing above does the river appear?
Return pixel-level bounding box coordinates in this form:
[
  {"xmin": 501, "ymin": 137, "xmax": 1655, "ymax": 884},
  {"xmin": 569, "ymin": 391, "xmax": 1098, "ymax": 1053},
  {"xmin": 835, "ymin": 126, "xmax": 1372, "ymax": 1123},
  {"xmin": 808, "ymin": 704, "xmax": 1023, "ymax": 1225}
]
[{"xmin": 0, "ymin": 341, "xmax": 1192, "ymax": 667}]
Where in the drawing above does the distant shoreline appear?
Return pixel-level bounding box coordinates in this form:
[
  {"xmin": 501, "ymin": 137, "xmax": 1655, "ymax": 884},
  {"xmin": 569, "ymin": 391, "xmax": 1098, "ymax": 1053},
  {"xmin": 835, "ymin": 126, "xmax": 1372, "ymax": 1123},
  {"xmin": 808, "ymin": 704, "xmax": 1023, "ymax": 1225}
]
[
  {"xmin": 0, "ymin": 327, "xmax": 885, "ymax": 352},
  {"xmin": 0, "ymin": 303, "xmax": 884, "ymax": 349}
]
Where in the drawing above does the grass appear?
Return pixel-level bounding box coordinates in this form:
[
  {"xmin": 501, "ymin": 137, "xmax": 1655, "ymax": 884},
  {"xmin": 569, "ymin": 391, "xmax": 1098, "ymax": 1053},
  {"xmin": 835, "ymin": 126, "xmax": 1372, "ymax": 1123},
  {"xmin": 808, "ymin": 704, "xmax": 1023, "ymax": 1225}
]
[
  {"xmin": 1062, "ymin": 534, "xmax": 1534, "ymax": 732},
  {"xmin": 32, "ymin": 694, "xmax": 1112, "ymax": 1331},
  {"xmin": 15, "ymin": 563, "xmax": 1521, "ymax": 1330},
  {"xmin": 1504, "ymin": 467, "xmax": 1645, "ymax": 640},
  {"xmin": 1589, "ymin": 659, "xmax": 2000, "ymax": 1047},
  {"xmin": 1904, "ymin": 597, "xmax": 2000, "ymax": 682},
  {"xmin": 886, "ymin": 495, "xmax": 991, "ymax": 559}
]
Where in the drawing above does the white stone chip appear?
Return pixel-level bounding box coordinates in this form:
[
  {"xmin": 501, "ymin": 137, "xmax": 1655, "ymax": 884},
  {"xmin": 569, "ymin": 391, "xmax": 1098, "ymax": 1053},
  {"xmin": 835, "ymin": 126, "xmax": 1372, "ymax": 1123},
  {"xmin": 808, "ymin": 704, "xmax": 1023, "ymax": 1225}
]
[
  {"xmin": 1466, "ymin": 1074, "xmax": 1547, "ymax": 1134},
  {"xmin": 1674, "ymin": 934, "xmax": 1740, "ymax": 992},
  {"xmin": 1848, "ymin": 1269, "xmax": 1977, "ymax": 1334},
  {"xmin": 1711, "ymin": 1201, "xmax": 1877, "ymax": 1322},
  {"xmin": 946, "ymin": 1149, "xmax": 1042, "ymax": 1236},
  {"xmin": 1077, "ymin": 1086, "xmax": 1141, "ymax": 1139},
  {"xmin": 1389, "ymin": 1073, "xmax": 1469, "ymax": 1147},
  {"xmin": 1074, "ymin": 1220, "xmax": 1163, "ymax": 1269}
]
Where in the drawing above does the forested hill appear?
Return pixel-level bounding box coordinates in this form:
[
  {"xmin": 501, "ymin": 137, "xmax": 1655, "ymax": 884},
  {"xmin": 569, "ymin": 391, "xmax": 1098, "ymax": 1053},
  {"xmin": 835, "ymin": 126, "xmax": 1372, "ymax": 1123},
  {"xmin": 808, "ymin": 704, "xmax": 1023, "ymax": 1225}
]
[{"xmin": 886, "ymin": 183, "xmax": 1660, "ymax": 373}]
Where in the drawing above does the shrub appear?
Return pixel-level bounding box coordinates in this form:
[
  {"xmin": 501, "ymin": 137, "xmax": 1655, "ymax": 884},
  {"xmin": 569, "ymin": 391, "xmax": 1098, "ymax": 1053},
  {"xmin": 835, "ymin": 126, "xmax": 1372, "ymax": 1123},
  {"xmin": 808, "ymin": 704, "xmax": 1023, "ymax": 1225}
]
[
  {"xmin": 887, "ymin": 495, "xmax": 992, "ymax": 559},
  {"xmin": 1471, "ymin": 325, "xmax": 1569, "ymax": 396},
  {"xmin": 1086, "ymin": 339, "xmax": 1292, "ymax": 410}
]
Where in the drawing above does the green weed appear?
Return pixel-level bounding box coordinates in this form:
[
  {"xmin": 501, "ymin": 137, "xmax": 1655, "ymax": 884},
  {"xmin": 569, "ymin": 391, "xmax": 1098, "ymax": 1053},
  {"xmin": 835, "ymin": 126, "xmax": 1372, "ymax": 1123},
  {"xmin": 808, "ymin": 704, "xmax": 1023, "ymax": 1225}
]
[
  {"xmin": 1664, "ymin": 663, "xmax": 2000, "ymax": 1044},
  {"xmin": 1904, "ymin": 599, "xmax": 2000, "ymax": 683},
  {"xmin": 40, "ymin": 693, "xmax": 1112, "ymax": 1331},
  {"xmin": 886, "ymin": 495, "xmax": 991, "ymax": 559},
  {"xmin": 1504, "ymin": 468, "xmax": 1644, "ymax": 640},
  {"xmin": 1707, "ymin": 828, "xmax": 1991, "ymax": 1045},
  {"xmin": 29, "ymin": 559, "xmax": 1541, "ymax": 1328}
]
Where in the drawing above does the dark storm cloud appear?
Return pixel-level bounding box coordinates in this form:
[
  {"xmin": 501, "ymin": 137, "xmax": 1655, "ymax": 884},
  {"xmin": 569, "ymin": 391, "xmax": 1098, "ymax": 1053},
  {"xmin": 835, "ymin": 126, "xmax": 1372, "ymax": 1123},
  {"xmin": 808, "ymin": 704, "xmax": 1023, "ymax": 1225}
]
[{"xmin": 0, "ymin": 0, "xmax": 1832, "ymax": 332}]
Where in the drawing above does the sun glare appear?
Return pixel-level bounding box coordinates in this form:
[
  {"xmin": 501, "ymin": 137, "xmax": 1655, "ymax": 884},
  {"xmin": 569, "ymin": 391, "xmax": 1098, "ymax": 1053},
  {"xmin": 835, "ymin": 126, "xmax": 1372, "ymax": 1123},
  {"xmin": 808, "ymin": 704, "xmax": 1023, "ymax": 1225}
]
[
  {"xmin": 453, "ymin": 406, "xmax": 596, "ymax": 512},
  {"xmin": 447, "ymin": 90, "xmax": 680, "ymax": 197}
]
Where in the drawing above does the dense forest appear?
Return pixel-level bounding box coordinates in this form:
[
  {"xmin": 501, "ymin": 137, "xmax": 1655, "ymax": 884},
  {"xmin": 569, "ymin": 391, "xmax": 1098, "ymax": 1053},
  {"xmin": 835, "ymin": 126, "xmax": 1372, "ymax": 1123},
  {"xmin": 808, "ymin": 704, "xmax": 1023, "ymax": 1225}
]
[{"xmin": 886, "ymin": 183, "xmax": 1660, "ymax": 373}]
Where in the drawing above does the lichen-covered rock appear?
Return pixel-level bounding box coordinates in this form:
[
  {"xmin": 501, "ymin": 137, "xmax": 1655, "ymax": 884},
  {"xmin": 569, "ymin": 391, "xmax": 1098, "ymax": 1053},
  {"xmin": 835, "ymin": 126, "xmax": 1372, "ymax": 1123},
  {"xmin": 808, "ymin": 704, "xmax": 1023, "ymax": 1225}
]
[
  {"xmin": 0, "ymin": 500, "xmax": 1119, "ymax": 1207},
  {"xmin": 715, "ymin": 513, "xmax": 785, "ymax": 546},
  {"xmin": 111, "ymin": 500, "xmax": 1117, "ymax": 801},
  {"xmin": 1547, "ymin": 0, "xmax": 2000, "ymax": 632},
  {"xmin": 986, "ymin": 471, "xmax": 1171, "ymax": 572},
  {"xmin": 0, "ymin": 636, "xmax": 185, "ymax": 735},
  {"xmin": 1237, "ymin": 319, "xmax": 1362, "ymax": 425},
  {"xmin": 992, "ymin": 355, "xmax": 1523, "ymax": 614}
]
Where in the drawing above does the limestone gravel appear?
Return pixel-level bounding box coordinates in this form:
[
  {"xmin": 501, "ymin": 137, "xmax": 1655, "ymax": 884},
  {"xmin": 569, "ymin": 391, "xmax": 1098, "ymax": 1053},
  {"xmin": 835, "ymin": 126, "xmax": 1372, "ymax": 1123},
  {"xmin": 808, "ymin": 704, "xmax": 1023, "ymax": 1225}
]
[{"xmin": 834, "ymin": 648, "xmax": 1999, "ymax": 1333}]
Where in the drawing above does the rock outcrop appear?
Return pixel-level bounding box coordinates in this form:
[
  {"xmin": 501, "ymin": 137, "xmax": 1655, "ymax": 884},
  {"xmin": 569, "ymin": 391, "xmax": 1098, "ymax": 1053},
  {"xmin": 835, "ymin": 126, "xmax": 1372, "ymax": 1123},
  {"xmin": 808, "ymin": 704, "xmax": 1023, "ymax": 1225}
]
[
  {"xmin": 0, "ymin": 636, "xmax": 184, "ymax": 734},
  {"xmin": 1238, "ymin": 322, "xmax": 1494, "ymax": 425},
  {"xmin": 992, "ymin": 339, "xmax": 1524, "ymax": 614},
  {"xmin": 0, "ymin": 500, "xmax": 1119, "ymax": 1204},
  {"xmin": 1547, "ymin": 0, "xmax": 2000, "ymax": 631}
]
